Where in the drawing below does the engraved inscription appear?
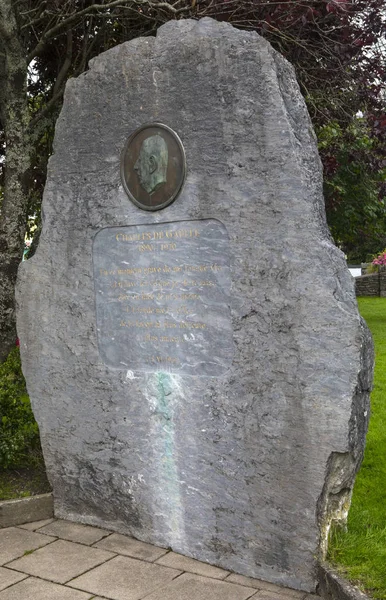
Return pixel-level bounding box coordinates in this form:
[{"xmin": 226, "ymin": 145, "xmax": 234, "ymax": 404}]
[{"xmin": 93, "ymin": 220, "xmax": 233, "ymax": 376}]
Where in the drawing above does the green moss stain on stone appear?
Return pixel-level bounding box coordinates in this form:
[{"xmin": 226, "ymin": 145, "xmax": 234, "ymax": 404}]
[{"xmin": 154, "ymin": 371, "xmax": 184, "ymax": 544}]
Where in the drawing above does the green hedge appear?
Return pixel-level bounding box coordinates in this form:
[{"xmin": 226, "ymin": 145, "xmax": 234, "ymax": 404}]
[{"xmin": 0, "ymin": 347, "xmax": 41, "ymax": 469}]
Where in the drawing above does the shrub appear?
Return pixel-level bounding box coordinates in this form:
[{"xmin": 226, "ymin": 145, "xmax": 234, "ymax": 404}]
[
  {"xmin": 366, "ymin": 249, "xmax": 386, "ymax": 273},
  {"xmin": 0, "ymin": 347, "xmax": 41, "ymax": 469},
  {"xmin": 372, "ymin": 250, "xmax": 386, "ymax": 267}
]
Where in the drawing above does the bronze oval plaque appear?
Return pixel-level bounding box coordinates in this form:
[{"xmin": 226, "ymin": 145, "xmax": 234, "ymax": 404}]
[{"xmin": 120, "ymin": 123, "xmax": 186, "ymax": 211}]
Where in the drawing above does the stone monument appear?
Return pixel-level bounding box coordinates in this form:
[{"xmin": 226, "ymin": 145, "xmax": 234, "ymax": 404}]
[{"xmin": 16, "ymin": 18, "xmax": 373, "ymax": 592}]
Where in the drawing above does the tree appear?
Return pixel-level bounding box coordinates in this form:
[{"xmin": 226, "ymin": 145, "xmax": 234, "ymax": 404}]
[
  {"xmin": 0, "ymin": 0, "xmax": 172, "ymax": 362},
  {"xmin": 319, "ymin": 116, "xmax": 386, "ymax": 263},
  {"xmin": 0, "ymin": 0, "xmax": 385, "ymax": 361}
]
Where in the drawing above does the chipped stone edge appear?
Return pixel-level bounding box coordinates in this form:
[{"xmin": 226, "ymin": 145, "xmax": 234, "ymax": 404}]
[
  {"xmin": 0, "ymin": 493, "xmax": 53, "ymax": 528},
  {"xmin": 317, "ymin": 562, "xmax": 370, "ymax": 600}
]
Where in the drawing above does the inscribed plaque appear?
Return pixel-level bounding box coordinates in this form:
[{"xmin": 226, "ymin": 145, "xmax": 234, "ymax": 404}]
[{"xmin": 93, "ymin": 219, "xmax": 233, "ymax": 376}]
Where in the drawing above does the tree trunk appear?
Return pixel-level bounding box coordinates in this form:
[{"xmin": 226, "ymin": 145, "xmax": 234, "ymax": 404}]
[{"xmin": 0, "ymin": 0, "xmax": 30, "ymax": 362}]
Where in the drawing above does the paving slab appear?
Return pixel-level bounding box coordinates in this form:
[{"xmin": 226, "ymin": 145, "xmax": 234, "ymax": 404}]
[
  {"xmin": 0, "ymin": 576, "xmax": 93, "ymax": 599},
  {"xmin": 1, "ymin": 520, "xmax": 321, "ymax": 600},
  {"xmin": 155, "ymin": 551, "xmax": 230, "ymax": 579},
  {"xmin": 38, "ymin": 519, "xmax": 110, "ymax": 545},
  {"xmin": 18, "ymin": 519, "xmax": 54, "ymax": 531},
  {"xmin": 226, "ymin": 574, "xmax": 307, "ymax": 598},
  {"xmin": 68, "ymin": 555, "xmax": 182, "ymax": 600},
  {"xmin": 94, "ymin": 533, "xmax": 169, "ymax": 562},
  {"xmin": 0, "ymin": 527, "xmax": 55, "ymax": 565},
  {"xmin": 0, "ymin": 568, "xmax": 26, "ymax": 592},
  {"xmin": 143, "ymin": 572, "xmax": 257, "ymax": 600},
  {"xmin": 7, "ymin": 539, "xmax": 114, "ymax": 584}
]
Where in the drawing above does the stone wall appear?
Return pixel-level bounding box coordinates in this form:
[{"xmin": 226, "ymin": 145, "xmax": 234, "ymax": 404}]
[{"xmin": 355, "ymin": 267, "xmax": 386, "ymax": 297}]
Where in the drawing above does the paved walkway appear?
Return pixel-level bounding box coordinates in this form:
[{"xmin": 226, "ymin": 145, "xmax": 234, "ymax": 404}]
[{"xmin": 0, "ymin": 519, "xmax": 320, "ymax": 600}]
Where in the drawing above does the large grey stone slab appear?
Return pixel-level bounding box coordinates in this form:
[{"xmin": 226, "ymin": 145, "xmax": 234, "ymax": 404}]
[
  {"xmin": 16, "ymin": 17, "xmax": 373, "ymax": 592},
  {"xmin": 7, "ymin": 539, "xmax": 114, "ymax": 583},
  {"xmin": 0, "ymin": 528, "xmax": 55, "ymax": 565},
  {"xmin": 68, "ymin": 555, "xmax": 181, "ymax": 600},
  {"xmin": 0, "ymin": 577, "xmax": 92, "ymax": 600}
]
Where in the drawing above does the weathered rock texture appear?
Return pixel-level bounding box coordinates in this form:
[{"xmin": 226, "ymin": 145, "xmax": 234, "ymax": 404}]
[{"xmin": 16, "ymin": 18, "xmax": 373, "ymax": 592}]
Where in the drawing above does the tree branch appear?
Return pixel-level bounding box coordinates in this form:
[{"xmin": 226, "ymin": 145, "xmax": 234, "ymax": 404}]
[
  {"xmin": 28, "ymin": 87, "xmax": 64, "ymax": 133},
  {"xmin": 27, "ymin": 0, "xmax": 178, "ymax": 62},
  {"xmin": 52, "ymin": 28, "xmax": 72, "ymax": 98},
  {"xmin": 76, "ymin": 16, "xmax": 95, "ymax": 76},
  {"xmin": 28, "ymin": 29, "xmax": 73, "ymax": 132}
]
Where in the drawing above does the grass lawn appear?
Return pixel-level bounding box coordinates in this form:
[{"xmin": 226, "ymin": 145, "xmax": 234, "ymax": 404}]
[{"xmin": 328, "ymin": 297, "xmax": 386, "ymax": 599}]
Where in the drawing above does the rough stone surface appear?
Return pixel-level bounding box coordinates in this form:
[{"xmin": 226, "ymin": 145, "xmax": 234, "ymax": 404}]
[{"xmin": 16, "ymin": 18, "xmax": 373, "ymax": 592}]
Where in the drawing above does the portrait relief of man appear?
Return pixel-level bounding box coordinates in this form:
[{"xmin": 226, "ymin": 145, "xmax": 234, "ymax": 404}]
[
  {"xmin": 134, "ymin": 134, "xmax": 169, "ymax": 195},
  {"xmin": 121, "ymin": 123, "xmax": 185, "ymax": 211}
]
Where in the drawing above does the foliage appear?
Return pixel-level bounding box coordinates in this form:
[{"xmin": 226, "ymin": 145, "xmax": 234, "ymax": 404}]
[
  {"xmin": 0, "ymin": 347, "xmax": 41, "ymax": 469},
  {"xmin": 328, "ymin": 297, "xmax": 386, "ymax": 600},
  {"xmin": 365, "ymin": 249, "xmax": 386, "ymax": 273},
  {"xmin": 318, "ymin": 118, "xmax": 386, "ymax": 263},
  {"xmin": 372, "ymin": 250, "xmax": 386, "ymax": 267},
  {"xmin": 366, "ymin": 249, "xmax": 386, "ymax": 273}
]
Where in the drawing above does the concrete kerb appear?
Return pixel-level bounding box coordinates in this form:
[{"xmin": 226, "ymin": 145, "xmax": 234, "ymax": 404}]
[
  {"xmin": 317, "ymin": 563, "xmax": 370, "ymax": 600},
  {"xmin": 0, "ymin": 493, "xmax": 53, "ymax": 528}
]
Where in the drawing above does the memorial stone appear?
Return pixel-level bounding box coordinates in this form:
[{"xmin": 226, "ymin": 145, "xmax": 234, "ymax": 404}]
[{"xmin": 16, "ymin": 18, "xmax": 373, "ymax": 592}]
